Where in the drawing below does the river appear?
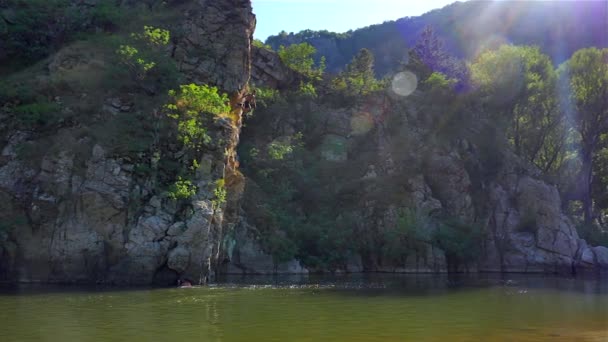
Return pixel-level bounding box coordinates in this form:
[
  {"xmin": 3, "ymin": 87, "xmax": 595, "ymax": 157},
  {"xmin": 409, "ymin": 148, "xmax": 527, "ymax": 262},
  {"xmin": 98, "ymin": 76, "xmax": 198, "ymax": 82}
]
[{"xmin": 1, "ymin": 274, "xmax": 606, "ymax": 341}]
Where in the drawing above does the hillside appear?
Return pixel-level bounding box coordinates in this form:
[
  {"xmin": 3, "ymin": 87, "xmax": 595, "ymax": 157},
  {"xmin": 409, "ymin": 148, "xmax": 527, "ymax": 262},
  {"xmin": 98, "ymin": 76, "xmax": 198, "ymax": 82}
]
[{"xmin": 265, "ymin": 0, "xmax": 608, "ymax": 75}]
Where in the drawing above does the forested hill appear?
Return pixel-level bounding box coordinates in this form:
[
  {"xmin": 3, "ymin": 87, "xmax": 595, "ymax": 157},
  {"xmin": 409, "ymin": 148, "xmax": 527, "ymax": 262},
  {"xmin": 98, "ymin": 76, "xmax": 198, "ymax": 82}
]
[{"xmin": 265, "ymin": 0, "xmax": 608, "ymax": 75}]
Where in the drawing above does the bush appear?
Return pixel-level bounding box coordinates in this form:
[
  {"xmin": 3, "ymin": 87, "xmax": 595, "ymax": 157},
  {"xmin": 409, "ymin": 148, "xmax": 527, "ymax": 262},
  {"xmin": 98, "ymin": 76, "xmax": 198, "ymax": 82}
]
[
  {"xmin": 383, "ymin": 208, "xmax": 431, "ymax": 264},
  {"xmin": 1, "ymin": 0, "xmax": 123, "ymax": 65},
  {"xmin": 91, "ymin": 0, "xmax": 125, "ymax": 30},
  {"xmin": 278, "ymin": 43, "xmax": 325, "ymax": 79},
  {"xmin": 423, "ymin": 72, "xmax": 456, "ymax": 91},
  {"xmin": 577, "ymin": 223, "xmax": 608, "ymax": 247},
  {"xmin": 14, "ymin": 101, "xmax": 61, "ymax": 129},
  {"xmin": 166, "ymin": 177, "xmax": 197, "ymax": 200},
  {"xmin": 116, "ymin": 26, "xmax": 173, "ymax": 83},
  {"xmin": 165, "ymin": 83, "xmax": 230, "ymax": 150},
  {"xmin": 433, "ymin": 217, "xmax": 483, "ymax": 266},
  {"xmin": 212, "ymin": 178, "xmax": 227, "ymax": 209}
]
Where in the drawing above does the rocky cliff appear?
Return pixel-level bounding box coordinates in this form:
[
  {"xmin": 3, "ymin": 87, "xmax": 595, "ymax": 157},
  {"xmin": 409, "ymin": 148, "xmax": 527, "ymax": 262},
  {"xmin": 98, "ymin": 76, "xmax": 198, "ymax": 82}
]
[
  {"xmin": 0, "ymin": 0, "xmax": 255, "ymax": 285},
  {"xmin": 229, "ymin": 59, "xmax": 608, "ymax": 275},
  {"xmin": 0, "ymin": 0, "xmax": 606, "ymax": 286}
]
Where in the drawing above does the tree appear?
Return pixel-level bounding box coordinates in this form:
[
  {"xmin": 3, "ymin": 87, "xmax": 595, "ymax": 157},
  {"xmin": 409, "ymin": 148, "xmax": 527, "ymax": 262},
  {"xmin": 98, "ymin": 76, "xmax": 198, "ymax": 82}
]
[
  {"xmin": 411, "ymin": 26, "xmax": 469, "ymax": 90},
  {"xmin": 559, "ymin": 48, "xmax": 608, "ymax": 224},
  {"xmin": 165, "ymin": 83, "xmax": 230, "ymax": 151},
  {"xmin": 471, "ymin": 45, "xmax": 567, "ymax": 173},
  {"xmin": 278, "ymin": 43, "xmax": 325, "ymax": 79},
  {"xmin": 116, "ymin": 26, "xmax": 176, "ymax": 86},
  {"xmin": 330, "ymin": 48, "xmax": 380, "ymax": 97}
]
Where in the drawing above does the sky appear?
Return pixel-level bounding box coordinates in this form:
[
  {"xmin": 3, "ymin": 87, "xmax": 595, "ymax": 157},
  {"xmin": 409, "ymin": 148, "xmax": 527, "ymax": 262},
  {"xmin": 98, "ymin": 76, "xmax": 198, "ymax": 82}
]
[{"xmin": 252, "ymin": 0, "xmax": 461, "ymax": 41}]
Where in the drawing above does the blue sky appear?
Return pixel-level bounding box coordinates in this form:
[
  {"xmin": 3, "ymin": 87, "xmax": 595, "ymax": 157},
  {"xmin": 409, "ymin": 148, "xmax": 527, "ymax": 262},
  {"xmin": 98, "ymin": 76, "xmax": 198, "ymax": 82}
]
[{"xmin": 252, "ymin": 0, "xmax": 460, "ymax": 41}]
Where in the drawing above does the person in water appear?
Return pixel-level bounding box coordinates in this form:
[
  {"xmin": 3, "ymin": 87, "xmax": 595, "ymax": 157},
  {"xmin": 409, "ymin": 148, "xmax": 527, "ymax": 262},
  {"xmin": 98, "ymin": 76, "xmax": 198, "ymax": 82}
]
[
  {"xmin": 242, "ymin": 90, "xmax": 257, "ymax": 113},
  {"xmin": 177, "ymin": 278, "xmax": 193, "ymax": 287}
]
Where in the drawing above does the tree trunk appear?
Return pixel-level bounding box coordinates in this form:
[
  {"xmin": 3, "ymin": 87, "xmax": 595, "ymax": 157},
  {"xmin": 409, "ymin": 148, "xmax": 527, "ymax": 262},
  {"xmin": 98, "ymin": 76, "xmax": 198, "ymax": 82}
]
[{"xmin": 581, "ymin": 149, "xmax": 594, "ymax": 225}]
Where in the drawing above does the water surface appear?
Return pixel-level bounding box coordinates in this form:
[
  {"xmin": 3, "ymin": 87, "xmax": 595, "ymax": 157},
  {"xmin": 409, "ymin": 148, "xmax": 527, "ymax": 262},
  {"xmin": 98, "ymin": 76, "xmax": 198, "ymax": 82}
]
[{"xmin": 1, "ymin": 274, "xmax": 607, "ymax": 341}]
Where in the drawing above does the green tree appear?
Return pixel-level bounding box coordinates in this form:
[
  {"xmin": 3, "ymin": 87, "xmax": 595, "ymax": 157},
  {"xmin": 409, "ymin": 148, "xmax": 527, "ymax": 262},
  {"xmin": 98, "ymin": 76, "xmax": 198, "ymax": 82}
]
[
  {"xmin": 559, "ymin": 48, "xmax": 608, "ymax": 224},
  {"xmin": 412, "ymin": 26, "xmax": 469, "ymax": 89},
  {"xmin": 165, "ymin": 83, "xmax": 230, "ymax": 151},
  {"xmin": 331, "ymin": 48, "xmax": 380, "ymax": 96},
  {"xmin": 471, "ymin": 45, "xmax": 567, "ymax": 173},
  {"xmin": 117, "ymin": 26, "xmax": 171, "ymax": 82},
  {"xmin": 278, "ymin": 43, "xmax": 325, "ymax": 79}
]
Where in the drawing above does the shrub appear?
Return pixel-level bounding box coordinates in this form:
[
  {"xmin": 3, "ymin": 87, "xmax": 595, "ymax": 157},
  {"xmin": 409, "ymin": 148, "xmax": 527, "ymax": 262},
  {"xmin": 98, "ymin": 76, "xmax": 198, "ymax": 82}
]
[
  {"xmin": 116, "ymin": 26, "xmax": 172, "ymax": 82},
  {"xmin": 166, "ymin": 177, "xmax": 197, "ymax": 200},
  {"xmin": 212, "ymin": 178, "xmax": 227, "ymax": 209},
  {"xmin": 14, "ymin": 101, "xmax": 61, "ymax": 128},
  {"xmin": 165, "ymin": 83, "xmax": 230, "ymax": 150},
  {"xmin": 298, "ymin": 81, "xmax": 317, "ymax": 98},
  {"xmin": 423, "ymin": 72, "xmax": 456, "ymax": 91},
  {"xmin": 577, "ymin": 223, "xmax": 608, "ymax": 247},
  {"xmin": 252, "ymin": 39, "xmax": 272, "ymax": 51},
  {"xmin": 383, "ymin": 208, "xmax": 431, "ymax": 263},
  {"xmin": 433, "ymin": 217, "xmax": 483, "ymax": 265},
  {"xmin": 278, "ymin": 43, "xmax": 325, "ymax": 79}
]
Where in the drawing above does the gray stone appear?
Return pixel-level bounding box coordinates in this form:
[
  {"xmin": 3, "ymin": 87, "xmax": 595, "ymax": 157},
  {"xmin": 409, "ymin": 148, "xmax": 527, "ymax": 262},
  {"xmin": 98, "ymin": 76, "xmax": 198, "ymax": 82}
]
[
  {"xmin": 167, "ymin": 247, "xmax": 191, "ymax": 273},
  {"xmin": 592, "ymin": 246, "xmax": 608, "ymax": 269}
]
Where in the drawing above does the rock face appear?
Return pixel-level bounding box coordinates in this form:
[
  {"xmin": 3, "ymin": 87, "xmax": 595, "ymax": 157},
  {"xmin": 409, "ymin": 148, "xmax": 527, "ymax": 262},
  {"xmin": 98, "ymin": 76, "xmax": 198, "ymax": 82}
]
[
  {"xmin": 173, "ymin": 0, "xmax": 255, "ymax": 94},
  {"xmin": 225, "ymin": 219, "xmax": 308, "ymax": 275},
  {"xmin": 251, "ymin": 46, "xmax": 299, "ymax": 89},
  {"xmin": 234, "ymin": 79, "xmax": 608, "ymax": 275},
  {"xmin": 0, "ymin": 0, "xmax": 256, "ymax": 285}
]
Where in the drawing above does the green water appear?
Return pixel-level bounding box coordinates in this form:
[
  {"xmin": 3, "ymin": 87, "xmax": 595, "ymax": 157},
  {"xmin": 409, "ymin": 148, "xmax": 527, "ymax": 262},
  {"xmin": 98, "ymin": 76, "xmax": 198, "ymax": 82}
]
[{"xmin": 1, "ymin": 275, "xmax": 607, "ymax": 342}]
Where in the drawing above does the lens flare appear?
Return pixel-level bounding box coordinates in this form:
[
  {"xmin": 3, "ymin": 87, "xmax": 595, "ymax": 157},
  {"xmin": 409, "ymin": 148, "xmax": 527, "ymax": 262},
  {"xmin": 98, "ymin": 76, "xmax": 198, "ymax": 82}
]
[{"xmin": 391, "ymin": 71, "xmax": 418, "ymax": 97}]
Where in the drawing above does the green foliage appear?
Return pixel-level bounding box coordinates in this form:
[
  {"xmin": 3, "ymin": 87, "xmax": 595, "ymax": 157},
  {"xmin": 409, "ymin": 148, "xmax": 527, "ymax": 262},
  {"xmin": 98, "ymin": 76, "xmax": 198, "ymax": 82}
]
[
  {"xmin": 13, "ymin": 101, "xmax": 61, "ymax": 129},
  {"xmin": 264, "ymin": 232, "xmax": 298, "ymax": 265},
  {"xmin": 298, "ymin": 82, "xmax": 317, "ymax": 98},
  {"xmin": 471, "ymin": 45, "xmax": 567, "ymax": 173},
  {"xmin": 0, "ymin": 0, "xmax": 123, "ymax": 65},
  {"xmin": 133, "ymin": 25, "xmax": 170, "ymax": 47},
  {"xmin": 212, "ymin": 178, "xmax": 227, "ymax": 209},
  {"xmin": 252, "ymin": 87, "xmax": 281, "ymax": 108},
  {"xmin": 330, "ymin": 48, "xmax": 381, "ymax": 97},
  {"xmin": 252, "ymin": 39, "xmax": 273, "ymax": 51},
  {"xmin": 278, "ymin": 43, "xmax": 325, "ymax": 79},
  {"xmin": 266, "ymin": 134, "xmax": 302, "ymax": 161},
  {"xmin": 267, "ymin": 141, "xmax": 294, "ymax": 161},
  {"xmin": 383, "ymin": 208, "xmax": 431, "ymax": 264},
  {"xmin": 577, "ymin": 223, "xmax": 608, "ymax": 247},
  {"xmin": 166, "ymin": 177, "xmax": 197, "ymax": 200},
  {"xmin": 433, "ymin": 217, "xmax": 482, "ymax": 264},
  {"xmin": 116, "ymin": 26, "xmax": 171, "ymax": 82},
  {"xmin": 423, "ymin": 72, "xmax": 456, "ymax": 91},
  {"xmin": 166, "ymin": 84, "xmax": 230, "ymax": 150},
  {"xmin": 559, "ymin": 48, "xmax": 608, "ymax": 223},
  {"xmin": 412, "ymin": 26, "xmax": 470, "ymax": 89},
  {"xmin": 91, "ymin": 0, "xmax": 125, "ymax": 29}
]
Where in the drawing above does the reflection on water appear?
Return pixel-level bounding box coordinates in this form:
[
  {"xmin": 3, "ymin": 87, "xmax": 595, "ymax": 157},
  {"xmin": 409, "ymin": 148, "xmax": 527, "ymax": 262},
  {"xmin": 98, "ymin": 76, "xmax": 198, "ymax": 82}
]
[{"xmin": 0, "ymin": 274, "xmax": 607, "ymax": 342}]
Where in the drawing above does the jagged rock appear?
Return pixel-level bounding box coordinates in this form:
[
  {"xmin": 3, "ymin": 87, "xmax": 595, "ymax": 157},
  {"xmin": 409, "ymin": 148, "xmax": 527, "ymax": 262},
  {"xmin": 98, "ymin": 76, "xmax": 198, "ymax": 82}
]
[
  {"xmin": 167, "ymin": 247, "xmax": 191, "ymax": 273},
  {"xmin": 167, "ymin": 222, "xmax": 187, "ymax": 237},
  {"xmin": 226, "ymin": 220, "xmax": 308, "ymax": 275},
  {"xmin": 251, "ymin": 46, "xmax": 299, "ymax": 88},
  {"xmin": 425, "ymin": 150, "xmax": 474, "ymax": 219},
  {"xmin": 173, "ymin": 0, "xmax": 255, "ymax": 93},
  {"xmin": 593, "ymin": 246, "xmax": 608, "ymax": 269},
  {"xmin": 0, "ymin": 0, "xmax": 256, "ymax": 284}
]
